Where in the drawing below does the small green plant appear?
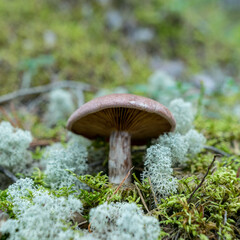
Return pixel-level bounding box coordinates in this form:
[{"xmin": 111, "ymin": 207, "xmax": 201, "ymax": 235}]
[
  {"xmin": 0, "ymin": 190, "xmax": 13, "ymax": 218},
  {"xmin": 73, "ymin": 172, "xmax": 141, "ymax": 211}
]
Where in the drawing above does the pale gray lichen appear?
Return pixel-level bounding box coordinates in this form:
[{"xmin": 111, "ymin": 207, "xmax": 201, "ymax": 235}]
[
  {"xmin": 148, "ymin": 70, "xmax": 179, "ymax": 104},
  {"xmin": 156, "ymin": 131, "xmax": 205, "ymax": 166},
  {"xmin": 7, "ymin": 178, "xmax": 36, "ymax": 215},
  {"xmin": 44, "ymin": 142, "xmax": 88, "ymax": 190},
  {"xmin": 157, "ymin": 132, "xmax": 189, "ymax": 166},
  {"xmin": 67, "ymin": 132, "xmax": 91, "ymax": 147},
  {"xmin": 142, "ymin": 98, "xmax": 205, "ymax": 199},
  {"xmin": 184, "ymin": 129, "xmax": 206, "ymax": 156},
  {"xmin": 142, "ymin": 145, "xmax": 178, "ymax": 199},
  {"xmin": 78, "ymin": 234, "xmax": 99, "ymax": 240},
  {"xmin": 45, "ymin": 89, "xmax": 75, "ymax": 126},
  {"xmin": 0, "ymin": 121, "xmax": 32, "ymax": 173},
  {"xmin": 40, "ymin": 142, "xmax": 63, "ymax": 170},
  {"xmin": 1, "ymin": 178, "xmax": 83, "ymax": 240},
  {"xmin": 89, "ymin": 202, "xmax": 160, "ymax": 240},
  {"xmin": 169, "ymin": 98, "xmax": 195, "ymax": 134}
]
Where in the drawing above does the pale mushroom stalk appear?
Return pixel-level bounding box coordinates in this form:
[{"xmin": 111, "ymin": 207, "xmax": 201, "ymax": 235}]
[{"xmin": 109, "ymin": 131, "xmax": 131, "ymax": 183}]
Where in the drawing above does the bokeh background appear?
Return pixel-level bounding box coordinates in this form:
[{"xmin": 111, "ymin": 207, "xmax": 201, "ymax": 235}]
[{"xmin": 1, "ymin": 0, "xmax": 240, "ymax": 96}]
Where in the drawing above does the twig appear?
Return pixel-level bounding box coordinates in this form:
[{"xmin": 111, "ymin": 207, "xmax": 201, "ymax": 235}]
[
  {"xmin": 29, "ymin": 139, "xmax": 54, "ymax": 148},
  {"xmin": 88, "ymin": 222, "xmax": 92, "ymax": 233},
  {"xmin": 204, "ymin": 146, "xmax": 240, "ymax": 171},
  {"xmin": 174, "ymin": 230, "xmax": 181, "ymax": 240},
  {"xmin": 187, "ymin": 155, "xmax": 220, "ymax": 204},
  {"xmin": 10, "ymin": 102, "xmax": 23, "ymax": 128},
  {"xmin": 135, "ymin": 183, "xmax": 150, "ymax": 214},
  {"xmin": 0, "ymin": 107, "xmax": 17, "ymax": 127},
  {"xmin": 0, "ymin": 81, "xmax": 96, "ymax": 105},
  {"xmin": 148, "ymin": 177, "xmax": 159, "ymax": 207},
  {"xmin": 237, "ymin": 167, "xmax": 240, "ymax": 178},
  {"xmin": 204, "ymin": 145, "xmax": 231, "ymax": 157},
  {"xmin": 107, "ymin": 167, "xmax": 134, "ymax": 201},
  {"xmin": 78, "ymin": 220, "xmax": 88, "ymax": 227},
  {"xmin": 0, "ymin": 166, "xmax": 18, "ymax": 182},
  {"xmin": 205, "ymin": 146, "xmax": 238, "ymax": 169},
  {"xmin": 223, "ymin": 210, "xmax": 227, "ymax": 225}
]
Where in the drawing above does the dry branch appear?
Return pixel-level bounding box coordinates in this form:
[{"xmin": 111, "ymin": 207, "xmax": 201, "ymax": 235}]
[
  {"xmin": 0, "ymin": 166, "xmax": 18, "ymax": 182},
  {"xmin": 204, "ymin": 145, "xmax": 231, "ymax": 157},
  {"xmin": 135, "ymin": 183, "xmax": 150, "ymax": 214},
  {"xmin": 107, "ymin": 167, "xmax": 134, "ymax": 201},
  {"xmin": 0, "ymin": 81, "xmax": 96, "ymax": 105},
  {"xmin": 187, "ymin": 154, "xmax": 220, "ymax": 204},
  {"xmin": 148, "ymin": 177, "xmax": 159, "ymax": 207}
]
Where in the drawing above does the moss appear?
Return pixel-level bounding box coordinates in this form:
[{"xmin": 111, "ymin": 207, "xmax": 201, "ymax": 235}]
[
  {"xmin": 73, "ymin": 172, "xmax": 142, "ymax": 213},
  {"xmin": 154, "ymin": 167, "xmax": 240, "ymax": 239},
  {"xmin": 196, "ymin": 115, "xmax": 240, "ymax": 142},
  {"xmin": 0, "ymin": 190, "xmax": 13, "ymax": 217}
]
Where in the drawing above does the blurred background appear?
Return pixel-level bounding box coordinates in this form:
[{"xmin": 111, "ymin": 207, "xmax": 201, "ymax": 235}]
[
  {"xmin": 0, "ymin": 0, "xmax": 240, "ymax": 129},
  {"xmin": 1, "ymin": 0, "xmax": 240, "ymax": 93}
]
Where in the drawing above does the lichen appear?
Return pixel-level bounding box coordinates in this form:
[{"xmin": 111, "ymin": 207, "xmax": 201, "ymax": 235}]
[{"xmin": 0, "ymin": 121, "xmax": 32, "ymax": 174}]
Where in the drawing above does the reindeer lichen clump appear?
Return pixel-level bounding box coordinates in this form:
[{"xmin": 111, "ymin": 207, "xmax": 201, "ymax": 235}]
[
  {"xmin": 142, "ymin": 99, "xmax": 206, "ymax": 200},
  {"xmin": 1, "ymin": 178, "xmax": 83, "ymax": 240},
  {"xmin": 44, "ymin": 142, "xmax": 88, "ymax": 190},
  {"xmin": 0, "ymin": 121, "xmax": 32, "ymax": 173},
  {"xmin": 88, "ymin": 202, "xmax": 160, "ymax": 240}
]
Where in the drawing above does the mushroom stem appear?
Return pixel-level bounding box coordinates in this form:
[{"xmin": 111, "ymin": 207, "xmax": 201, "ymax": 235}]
[{"xmin": 109, "ymin": 131, "xmax": 132, "ymax": 184}]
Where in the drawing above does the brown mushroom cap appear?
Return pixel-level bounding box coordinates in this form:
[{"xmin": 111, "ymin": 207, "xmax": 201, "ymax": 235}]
[{"xmin": 67, "ymin": 93, "xmax": 176, "ymax": 145}]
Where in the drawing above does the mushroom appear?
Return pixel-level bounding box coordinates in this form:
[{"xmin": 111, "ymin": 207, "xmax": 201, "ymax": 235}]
[{"xmin": 67, "ymin": 93, "xmax": 175, "ymax": 184}]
